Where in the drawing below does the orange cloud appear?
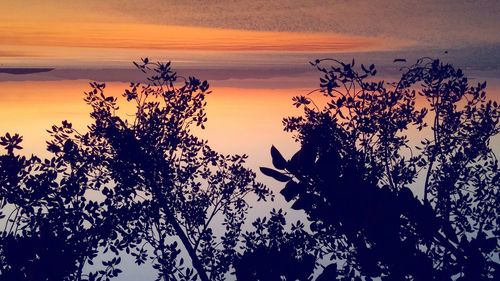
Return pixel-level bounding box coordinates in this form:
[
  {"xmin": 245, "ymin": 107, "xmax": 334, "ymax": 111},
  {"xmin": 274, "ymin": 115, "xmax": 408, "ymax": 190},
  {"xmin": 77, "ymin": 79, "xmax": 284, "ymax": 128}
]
[{"xmin": 0, "ymin": 22, "xmax": 410, "ymax": 53}]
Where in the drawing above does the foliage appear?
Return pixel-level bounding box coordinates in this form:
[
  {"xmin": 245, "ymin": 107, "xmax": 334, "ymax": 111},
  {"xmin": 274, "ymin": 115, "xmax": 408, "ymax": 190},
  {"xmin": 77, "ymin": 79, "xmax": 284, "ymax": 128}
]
[
  {"xmin": 1, "ymin": 57, "xmax": 498, "ymax": 281},
  {"xmin": 43, "ymin": 59, "xmax": 273, "ymax": 281},
  {"xmin": 0, "ymin": 59, "xmax": 272, "ymax": 281},
  {"xmin": 0, "ymin": 131, "xmax": 115, "ymax": 281},
  {"xmin": 234, "ymin": 209, "xmax": 317, "ymax": 281},
  {"xmin": 261, "ymin": 58, "xmax": 499, "ymax": 280}
]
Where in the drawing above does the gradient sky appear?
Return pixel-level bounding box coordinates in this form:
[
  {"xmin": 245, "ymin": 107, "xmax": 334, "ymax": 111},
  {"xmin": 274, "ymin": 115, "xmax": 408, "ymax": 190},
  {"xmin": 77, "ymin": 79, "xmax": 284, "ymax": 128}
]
[
  {"xmin": 1, "ymin": 0, "xmax": 498, "ymax": 159},
  {"xmin": 1, "ymin": 2, "xmax": 499, "ymax": 279},
  {"xmin": 2, "ymin": 0, "xmax": 499, "ymax": 44},
  {"xmin": 1, "ymin": 0, "xmax": 499, "ymax": 70}
]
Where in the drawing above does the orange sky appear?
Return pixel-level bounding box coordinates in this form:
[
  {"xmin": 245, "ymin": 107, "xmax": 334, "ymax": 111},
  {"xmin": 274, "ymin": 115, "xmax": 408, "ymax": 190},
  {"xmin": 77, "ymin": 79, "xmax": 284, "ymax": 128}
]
[
  {"xmin": 2, "ymin": 0, "xmax": 497, "ymax": 70},
  {"xmin": 0, "ymin": 1, "xmax": 415, "ymax": 67},
  {"xmin": 0, "ymin": 80, "xmax": 302, "ymax": 161},
  {"xmin": 0, "ymin": 21, "xmax": 414, "ymax": 69},
  {"xmin": 0, "ymin": 22, "xmax": 402, "ymax": 52},
  {"xmin": 0, "ymin": 2, "xmax": 498, "ymax": 280}
]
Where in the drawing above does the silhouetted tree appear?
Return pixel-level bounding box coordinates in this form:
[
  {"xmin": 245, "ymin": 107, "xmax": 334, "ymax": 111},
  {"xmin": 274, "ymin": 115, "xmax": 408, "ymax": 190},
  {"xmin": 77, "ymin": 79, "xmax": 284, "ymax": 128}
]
[
  {"xmin": 44, "ymin": 59, "xmax": 273, "ymax": 281},
  {"xmin": 260, "ymin": 58, "xmax": 499, "ymax": 280},
  {"xmin": 0, "ymin": 131, "xmax": 119, "ymax": 281},
  {"xmin": 1, "ymin": 57, "xmax": 498, "ymax": 281},
  {"xmin": 234, "ymin": 209, "xmax": 317, "ymax": 281}
]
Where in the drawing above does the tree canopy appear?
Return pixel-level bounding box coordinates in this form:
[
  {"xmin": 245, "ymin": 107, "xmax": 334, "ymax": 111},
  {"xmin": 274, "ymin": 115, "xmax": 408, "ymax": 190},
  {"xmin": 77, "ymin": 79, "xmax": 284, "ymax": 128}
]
[
  {"xmin": 259, "ymin": 58, "xmax": 499, "ymax": 280},
  {"xmin": 1, "ymin": 57, "xmax": 498, "ymax": 281}
]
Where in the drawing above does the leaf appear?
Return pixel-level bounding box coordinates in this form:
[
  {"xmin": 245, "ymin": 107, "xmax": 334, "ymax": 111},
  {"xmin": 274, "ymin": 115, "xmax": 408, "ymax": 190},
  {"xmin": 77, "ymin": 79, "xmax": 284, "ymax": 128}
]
[
  {"xmin": 271, "ymin": 145, "xmax": 287, "ymax": 170},
  {"xmin": 441, "ymin": 221, "xmax": 459, "ymax": 244},
  {"xmin": 260, "ymin": 167, "xmax": 291, "ymax": 182},
  {"xmin": 316, "ymin": 263, "xmax": 337, "ymax": 281},
  {"xmin": 280, "ymin": 181, "xmax": 302, "ymax": 202},
  {"xmin": 291, "ymin": 197, "xmax": 306, "ymax": 210},
  {"xmin": 291, "ymin": 193, "xmax": 315, "ymax": 210}
]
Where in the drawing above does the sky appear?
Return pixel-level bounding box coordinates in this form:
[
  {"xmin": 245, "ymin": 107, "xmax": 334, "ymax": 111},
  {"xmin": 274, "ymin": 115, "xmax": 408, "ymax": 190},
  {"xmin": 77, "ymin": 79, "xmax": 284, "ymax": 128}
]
[
  {"xmin": 0, "ymin": 0, "xmax": 499, "ymax": 73},
  {"xmin": 1, "ymin": 0, "xmax": 498, "ymax": 176},
  {"xmin": 1, "ymin": 0, "xmax": 499, "ymax": 157},
  {"xmin": 1, "ymin": 1, "xmax": 499, "ymax": 279},
  {"xmin": 2, "ymin": 0, "xmax": 499, "ymax": 44}
]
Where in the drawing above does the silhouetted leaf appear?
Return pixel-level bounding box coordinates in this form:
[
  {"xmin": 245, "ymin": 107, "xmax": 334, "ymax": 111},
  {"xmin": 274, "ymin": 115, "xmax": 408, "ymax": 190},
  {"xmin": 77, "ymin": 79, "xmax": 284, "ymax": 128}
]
[
  {"xmin": 317, "ymin": 263, "xmax": 337, "ymax": 281},
  {"xmin": 260, "ymin": 167, "xmax": 291, "ymax": 182},
  {"xmin": 271, "ymin": 145, "xmax": 287, "ymax": 170},
  {"xmin": 280, "ymin": 181, "xmax": 302, "ymax": 202}
]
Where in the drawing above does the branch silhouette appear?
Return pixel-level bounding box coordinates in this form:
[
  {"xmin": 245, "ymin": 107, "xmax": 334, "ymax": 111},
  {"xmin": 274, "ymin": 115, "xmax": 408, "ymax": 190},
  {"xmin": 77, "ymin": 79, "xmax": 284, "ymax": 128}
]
[
  {"xmin": 1, "ymin": 57, "xmax": 498, "ymax": 281},
  {"xmin": 258, "ymin": 58, "xmax": 499, "ymax": 280},
  {"xmin": 1, "ymin": 59, "xmax": 273, "ymax": 281}
]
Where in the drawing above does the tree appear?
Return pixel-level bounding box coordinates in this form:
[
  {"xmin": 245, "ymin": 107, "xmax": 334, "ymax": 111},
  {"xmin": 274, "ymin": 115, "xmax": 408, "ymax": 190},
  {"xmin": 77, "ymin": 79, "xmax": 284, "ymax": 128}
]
[
  {"xmin": 1, "ymin": 57, "xmax": 497, "ymax": 281},
  {"xmin": 0, "ymin": 131, "xmax": 119, "ymax": 281},
  {"xmin": 234, "ymin": 209, "xmax": 317, "ymax": 281},
  {"xmin": 261, "ymin": 58, "xmax": 499, "ymax": 280},
  {"xmin": 44, "ymin": 59, "xmax": 273, "ymax": 281}
]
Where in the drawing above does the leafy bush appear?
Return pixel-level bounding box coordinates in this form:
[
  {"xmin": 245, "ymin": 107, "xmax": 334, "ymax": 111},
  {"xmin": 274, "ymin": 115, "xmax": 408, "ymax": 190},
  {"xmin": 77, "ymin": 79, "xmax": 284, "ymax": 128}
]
[
  {"xmin": 1, "ymin": 59, "xmax": 273, "ymax": 281},
  {"xmin": 261, "ymin": 58, "xmax": 499, "ymax": 280}
]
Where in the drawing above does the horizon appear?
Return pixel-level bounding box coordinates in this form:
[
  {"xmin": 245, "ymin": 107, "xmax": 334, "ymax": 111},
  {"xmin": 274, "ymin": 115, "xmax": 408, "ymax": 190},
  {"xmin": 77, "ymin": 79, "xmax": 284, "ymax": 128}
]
[{"xmin": 1, "ymin": 1, "xmax": 499, "ymax": 281}]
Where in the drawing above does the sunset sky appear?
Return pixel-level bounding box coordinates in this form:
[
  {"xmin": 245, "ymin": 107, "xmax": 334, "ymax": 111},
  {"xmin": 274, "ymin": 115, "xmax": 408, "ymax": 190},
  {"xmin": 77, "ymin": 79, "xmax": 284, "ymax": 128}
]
[
  {"xmin": 1, "ymin": 0, "xmax": 498, "ymax": 162},
  {"xmin": 1, "ymin": 1, "xmax": 499, "ymax": 280},
  {"xmin": 1, "ymin": 0, "xmax": 499, "ymax": 72},
  {"xmin": 1, "ymin": 0, "xmax": 499, "ymax": 162}
]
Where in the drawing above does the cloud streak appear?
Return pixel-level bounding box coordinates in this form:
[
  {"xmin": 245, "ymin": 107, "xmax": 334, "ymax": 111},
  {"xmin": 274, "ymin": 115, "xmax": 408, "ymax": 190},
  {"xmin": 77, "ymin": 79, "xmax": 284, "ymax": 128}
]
[
  {"xmin": 0, "ymin": 22, "xmax": 409, "ymax": 53},
  {"xmin": 3, "ymin": 0, "xmax": 498, "ymax": 48}
]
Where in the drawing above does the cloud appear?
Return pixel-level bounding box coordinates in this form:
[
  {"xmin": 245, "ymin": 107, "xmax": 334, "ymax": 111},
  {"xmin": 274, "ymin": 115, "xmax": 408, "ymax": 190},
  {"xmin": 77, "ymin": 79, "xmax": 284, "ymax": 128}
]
[
  {"xmin": 62, "ymin": 1, "xmax": 500, "ymax": 47},
  {"xmin": 1, "ymin": 0, "xmax": 499, "ymax": 71},
  {"xmin": 0, "ymin": 22, "xmax": 409, "ymax": 52},
  {"xmin": 2, "ymin": 0, "xmax": 499, "ymax": 48},
  {"xmin": 0, "ymin": 68, "xmax": 54, "ymax": 75}
]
